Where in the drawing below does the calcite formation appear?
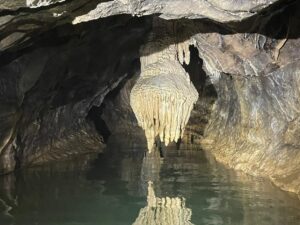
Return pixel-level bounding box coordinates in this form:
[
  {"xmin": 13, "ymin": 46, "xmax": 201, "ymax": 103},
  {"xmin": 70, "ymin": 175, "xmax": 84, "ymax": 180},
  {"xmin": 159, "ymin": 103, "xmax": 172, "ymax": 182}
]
[
  {"xmin": 130, "ymin": 21, "xmax": 198, "ymax": 151},
  {"xmin": 133, "ymin": 181, "xmax": 194, "ymax": 225}
]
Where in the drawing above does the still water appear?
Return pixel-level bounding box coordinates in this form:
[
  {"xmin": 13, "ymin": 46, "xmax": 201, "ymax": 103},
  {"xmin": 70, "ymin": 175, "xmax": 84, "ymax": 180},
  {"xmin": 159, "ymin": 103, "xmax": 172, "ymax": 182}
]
[{"xmin": 0, "ymin": 138, "xmax": 299, "ymax": 225}]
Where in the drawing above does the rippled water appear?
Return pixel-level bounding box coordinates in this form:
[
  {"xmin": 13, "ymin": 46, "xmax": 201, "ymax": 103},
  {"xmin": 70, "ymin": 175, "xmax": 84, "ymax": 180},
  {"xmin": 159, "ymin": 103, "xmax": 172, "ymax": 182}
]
[{"xmin": 0, "ymin": 138, "xmax": 299, "ymax": 225}]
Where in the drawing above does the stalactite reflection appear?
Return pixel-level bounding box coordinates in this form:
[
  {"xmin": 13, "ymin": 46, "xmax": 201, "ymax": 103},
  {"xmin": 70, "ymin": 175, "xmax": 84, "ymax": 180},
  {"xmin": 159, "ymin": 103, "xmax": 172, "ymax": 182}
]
[
  {"xmin": 132, "ymin": 181, "xmax": 194, "ymax": 225},
  {"xmin": 133, "ymin": 149, "xmax": 194, "ymax": 225},
  {"xmin": 133, "ymin": 181, "xmax": 192, "ymax": 225}
]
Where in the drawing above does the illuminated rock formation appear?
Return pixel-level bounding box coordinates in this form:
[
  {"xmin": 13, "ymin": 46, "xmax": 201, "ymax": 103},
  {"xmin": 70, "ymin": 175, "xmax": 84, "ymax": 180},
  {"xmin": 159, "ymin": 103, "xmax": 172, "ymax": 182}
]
[
  {"xmin": 130, "ymin": 21, "xmax": 198, "ymax": 151},
  {"xmin": 132, "ymin": 181, "xmax": 194, "ymax": 225},
  {"xmin": 26, "ymin": 0, "xmax": 66, "ymax": 8}
]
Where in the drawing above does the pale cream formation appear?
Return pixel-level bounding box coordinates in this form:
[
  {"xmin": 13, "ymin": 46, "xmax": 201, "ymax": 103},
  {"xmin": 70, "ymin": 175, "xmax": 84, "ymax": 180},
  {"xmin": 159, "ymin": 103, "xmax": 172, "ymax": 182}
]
[
  {"xmin": 132, "ymin": 181, "xmax": 194, "ymax": 225},
  {"xmin": 130, "ymin": 21, "xmax": 198, "ymax": 152}
]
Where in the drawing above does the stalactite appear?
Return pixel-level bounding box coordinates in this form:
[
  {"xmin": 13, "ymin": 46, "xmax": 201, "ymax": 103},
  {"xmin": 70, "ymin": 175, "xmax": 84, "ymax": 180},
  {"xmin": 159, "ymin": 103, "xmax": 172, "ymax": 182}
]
[
  {"xmin": 132, "ymin": 181, "xmax": 194, "ymax": 225},
  {"xmin": 130, "ymin": 20, "xmax": 198, "ymax": 152}
]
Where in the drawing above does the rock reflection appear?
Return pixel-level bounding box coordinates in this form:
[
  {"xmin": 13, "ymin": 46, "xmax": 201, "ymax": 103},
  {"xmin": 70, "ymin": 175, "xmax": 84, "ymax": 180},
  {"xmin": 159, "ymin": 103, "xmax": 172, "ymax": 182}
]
[
  {"xmin": 0, "ymin": 198, "xmax": 13, "ymax": 225},
  {"xmin": 0, "ymin": 174, "xmax": 16, "ymax": 225},
  {"xmin": 0, "ymin": 138, "xmax": 299, "ymax": 225}
]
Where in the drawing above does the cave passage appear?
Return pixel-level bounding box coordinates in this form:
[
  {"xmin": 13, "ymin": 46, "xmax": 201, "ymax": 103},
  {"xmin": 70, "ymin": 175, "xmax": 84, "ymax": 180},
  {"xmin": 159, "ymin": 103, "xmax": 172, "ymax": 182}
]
[{"xmin": 0, "ymin": 0, "xmax": 300, "ymax": 224}]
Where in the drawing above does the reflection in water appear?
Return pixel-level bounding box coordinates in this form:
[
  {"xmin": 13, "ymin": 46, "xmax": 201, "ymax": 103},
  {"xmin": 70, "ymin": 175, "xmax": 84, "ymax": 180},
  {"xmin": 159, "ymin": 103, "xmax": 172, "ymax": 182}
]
[
  {"xmin": 133, "ymin": 181, "xmax": 194, "ymax": 225},
  {"xmin": 135, "ymin": 150, "xmax": 193, "ymax": 225},
  {"xmin": 0, "ymin": 137, "xmax": 299, "ymax": 225},
  {"xmin": 0, "ymin": 173, "xmax": 16, "ymax": 225}
]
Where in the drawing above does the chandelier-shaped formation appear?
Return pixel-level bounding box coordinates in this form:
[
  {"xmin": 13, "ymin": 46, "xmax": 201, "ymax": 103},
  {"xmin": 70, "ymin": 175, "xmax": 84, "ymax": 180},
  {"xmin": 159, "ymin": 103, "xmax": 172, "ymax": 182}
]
[{"xmin": 130, "ymin": 20, "xmax": 198, "ymax": 152}]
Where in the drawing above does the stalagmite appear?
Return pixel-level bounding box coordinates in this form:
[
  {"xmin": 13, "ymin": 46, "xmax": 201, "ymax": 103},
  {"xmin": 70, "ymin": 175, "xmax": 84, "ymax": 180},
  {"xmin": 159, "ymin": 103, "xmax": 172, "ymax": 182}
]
[
  {"xmin": 130, "ymin": 20, "xmax": 198, "ymax": 152},
  {"xmin": 132, "ymin": 181, "xmax": 194, "ymax": 225}
]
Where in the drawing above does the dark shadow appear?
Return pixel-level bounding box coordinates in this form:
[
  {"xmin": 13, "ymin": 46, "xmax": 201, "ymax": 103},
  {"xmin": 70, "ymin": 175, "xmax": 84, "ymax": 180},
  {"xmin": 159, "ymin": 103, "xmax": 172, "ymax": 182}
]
[
  {"xmin": 182, "ymin": 46, "xmax": 207, "ymax": 96},
  {"xmin": 184, "ymin": 46, "xmax": 218, "ymax": 100},
  {"xmin": 87, "ymin": 106, "xmax": 111, "ymax": 142},
  {"xmin": 181, "ymin": 46, "xmax": 218, "ymax": 146},
  {"xmin": 0, "ymin": 15, "xmax": 152, "ymax": 67},
  {"xmin": 86, "ymin": 58, "xmax": 140, "ymax": 143}
]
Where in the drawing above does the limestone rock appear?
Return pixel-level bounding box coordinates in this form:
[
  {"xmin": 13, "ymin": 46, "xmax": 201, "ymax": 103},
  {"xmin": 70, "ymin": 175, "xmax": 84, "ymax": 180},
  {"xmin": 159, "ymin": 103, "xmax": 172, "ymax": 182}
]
[
  {"xmin": 26, "ymin": 0, "xmax": 66, "ymax": 8},
  {"xmin": 72, "ymin": 0, "xmax": 278, "ymax": 24}
]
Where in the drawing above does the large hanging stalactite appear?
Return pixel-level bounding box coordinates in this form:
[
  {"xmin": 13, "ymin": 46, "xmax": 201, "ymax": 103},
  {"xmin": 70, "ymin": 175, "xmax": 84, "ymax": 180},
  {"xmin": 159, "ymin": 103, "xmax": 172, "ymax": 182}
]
[{"xmin": 130, "ymin": 20, "xmax": 198, "ymax": 152}]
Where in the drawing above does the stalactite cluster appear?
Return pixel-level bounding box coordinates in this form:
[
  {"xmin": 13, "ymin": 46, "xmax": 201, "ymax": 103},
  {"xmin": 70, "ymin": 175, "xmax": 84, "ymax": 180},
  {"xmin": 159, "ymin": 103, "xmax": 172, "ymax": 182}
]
[{"xmin": 130, "ymin": 20, "xmax": 198, "ymax": 151}]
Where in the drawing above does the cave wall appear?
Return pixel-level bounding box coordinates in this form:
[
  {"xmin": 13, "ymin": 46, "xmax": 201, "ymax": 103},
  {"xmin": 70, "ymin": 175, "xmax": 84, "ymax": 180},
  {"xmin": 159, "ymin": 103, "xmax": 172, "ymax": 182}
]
[
  {"xmin": 0, "ymin": 16, "xmax": 151, "ymax": 173},
  {"xmin": 101, "ymin": 72, "xmax": 143, "ymax": 137},
  {"xmin": 0, "ymin": 0, "xmax": 299, "ymax": 198},
  {"xmin": 193, "ymin": 2, "xmax": 300, "ymax": 196},
  {"xmin": 202, "ymin": 68, "xmax": 300, "ymax": 196}
]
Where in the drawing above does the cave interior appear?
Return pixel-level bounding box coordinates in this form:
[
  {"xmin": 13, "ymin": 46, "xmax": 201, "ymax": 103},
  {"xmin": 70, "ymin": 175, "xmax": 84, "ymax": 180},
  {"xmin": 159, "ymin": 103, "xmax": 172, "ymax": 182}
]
[{"xmin": 0, "ymin": 0, "xmax": 300, "ymax": 224}]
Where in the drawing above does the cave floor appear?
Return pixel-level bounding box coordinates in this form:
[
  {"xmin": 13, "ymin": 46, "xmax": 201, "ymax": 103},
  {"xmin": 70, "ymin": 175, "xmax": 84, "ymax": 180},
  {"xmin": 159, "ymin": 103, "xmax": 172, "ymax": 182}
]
[{"xmin": 0, "ymin": 137, "xmax": 299, "ymax": 225}]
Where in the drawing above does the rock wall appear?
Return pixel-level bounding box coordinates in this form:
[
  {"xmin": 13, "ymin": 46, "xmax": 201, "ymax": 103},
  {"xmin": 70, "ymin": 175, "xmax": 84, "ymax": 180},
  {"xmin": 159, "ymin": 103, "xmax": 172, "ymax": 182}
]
[
  {"xmin": 0, "ymin": 16, "xmax": 151, "ymax": 173},
  {"xmin": 202, "ymin": 64, "xmax": 300, "ymax": 197},
  {"xmin": 191, "ymin": 2, "xmax": 300, "ymax": 197},
  {"xmin": 0, "ymin": 0, "xmax": 299, "ymax": 199}
]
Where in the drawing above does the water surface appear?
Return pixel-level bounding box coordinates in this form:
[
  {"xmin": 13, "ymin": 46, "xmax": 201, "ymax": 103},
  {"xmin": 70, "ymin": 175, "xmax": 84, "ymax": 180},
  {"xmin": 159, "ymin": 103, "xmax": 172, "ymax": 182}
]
[{"xmin": 0, "ymin": 139, "xmax": 299, "ymax": 225}]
